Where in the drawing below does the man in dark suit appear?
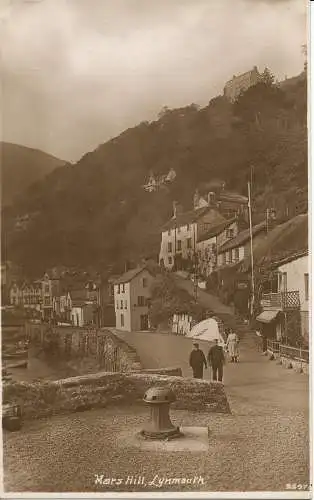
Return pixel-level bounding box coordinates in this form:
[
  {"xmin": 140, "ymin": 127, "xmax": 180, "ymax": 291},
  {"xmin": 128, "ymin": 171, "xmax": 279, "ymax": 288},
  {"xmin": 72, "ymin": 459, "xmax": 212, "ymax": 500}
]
[
  {"xmin": 189, "ymin": 342, "xmax": 207, "ymax": 379},
  {"xmin": 207, "ymin": 339, "xmax": 225, "ymax": 382}
]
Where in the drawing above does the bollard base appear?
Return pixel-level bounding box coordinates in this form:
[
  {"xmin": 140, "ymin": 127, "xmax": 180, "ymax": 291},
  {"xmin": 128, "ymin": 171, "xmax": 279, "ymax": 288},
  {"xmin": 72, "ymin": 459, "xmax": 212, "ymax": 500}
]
[{"xmin": 140, "ymin": 426, "xmax": 183, "ymax": 441}]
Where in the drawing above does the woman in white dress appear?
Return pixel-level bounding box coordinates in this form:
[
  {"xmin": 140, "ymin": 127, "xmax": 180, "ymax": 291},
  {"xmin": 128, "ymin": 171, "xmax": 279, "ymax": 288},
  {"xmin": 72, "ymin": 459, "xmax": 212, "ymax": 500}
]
[{"xmin": 226, "ymin": 330, "xmax": 240, "ymax": 363}]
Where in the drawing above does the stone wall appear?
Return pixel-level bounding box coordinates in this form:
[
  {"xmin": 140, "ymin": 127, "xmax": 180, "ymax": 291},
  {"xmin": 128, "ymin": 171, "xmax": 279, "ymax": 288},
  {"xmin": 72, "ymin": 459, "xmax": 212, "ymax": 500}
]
[
  {"xmin": 25, "ymin": 323, "xmax": 142, "ymax": 374},
  {"xmin": 3, "ymin": 371, "xmax": 230, "ymax": 420}
]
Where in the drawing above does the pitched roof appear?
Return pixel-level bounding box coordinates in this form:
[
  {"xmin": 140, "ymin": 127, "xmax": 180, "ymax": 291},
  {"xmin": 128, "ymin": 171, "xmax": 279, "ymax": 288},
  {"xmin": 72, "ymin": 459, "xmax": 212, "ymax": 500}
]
[
  {"xmin": 218, "ymin": 221, "xmax": 267, "ymax": 253},
  {"xmin": 271, "ymin": 249, "xmax": 308, "ymax": 269},
  {"xmin": 197, "ymin": 218, "xmax": 235, "ymax": 243},
  {"xmin": 113, "ymin": 266, "xmax": 152, "ymax": 285},
  {"xmin": 219, "ymin": 191, "xmax": 248, "ymax": 203},
  {"xmin": 240, "ymin": 213, "xmax": 308, "ymax": 272},
  {"xmin": 162, "ymin": 206, "xmax": 223, "ymax": 231}
]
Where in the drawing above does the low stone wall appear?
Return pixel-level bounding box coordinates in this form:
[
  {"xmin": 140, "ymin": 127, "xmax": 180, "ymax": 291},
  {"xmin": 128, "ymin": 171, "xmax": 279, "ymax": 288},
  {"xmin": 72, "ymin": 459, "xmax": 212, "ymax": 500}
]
[
  {"xmin": 279, "ymin": 356, "xmax": 309, "ymax": 375},
  {"xmin": 267, "ymin": 350, "xmax": 309, "ymax": 375},
  {"xmin": 26, "ymin": 323, "xmax": 142, "ymax": 374},
  {"xmin": 3, "ymin": 371, "xmax": 230, "ymax": 420}
]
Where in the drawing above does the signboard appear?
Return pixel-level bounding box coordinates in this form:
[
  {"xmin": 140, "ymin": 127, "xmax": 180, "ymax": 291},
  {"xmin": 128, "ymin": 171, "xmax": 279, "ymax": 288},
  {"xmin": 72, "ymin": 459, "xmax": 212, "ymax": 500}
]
[{"xmin": 236, "ymin": 280, "xmax": 249, "ymax": 290}]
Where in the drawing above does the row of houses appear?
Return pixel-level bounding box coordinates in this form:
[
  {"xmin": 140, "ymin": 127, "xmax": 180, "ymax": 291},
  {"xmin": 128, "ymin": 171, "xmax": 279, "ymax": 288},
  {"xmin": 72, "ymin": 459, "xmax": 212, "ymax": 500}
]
[
  {"xmin": 158, "ymin": 186, "xmax": 309, "ymax": 346},
  {"xmin": 159, "ymin": 186, "xmax": 267, "ymax": 276},
  {"xmin": 8, "ymin": 271, "xmax": 116, "ymax": 327}
]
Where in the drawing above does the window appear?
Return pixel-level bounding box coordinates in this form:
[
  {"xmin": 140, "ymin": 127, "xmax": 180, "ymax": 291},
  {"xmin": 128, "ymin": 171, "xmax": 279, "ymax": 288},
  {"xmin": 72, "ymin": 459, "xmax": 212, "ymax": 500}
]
[
  {"xmin": 226, "ymin": 228, "xmax": 234, "ymax": 239},
  {"xmin": 168, "ymin": 256, "xmax": 173, "ymax": 265},
  {"xmin": 177, "ymin": 240, "xmax": 182, "ymax": 251},
  {"xmin": 45, "ymin": 284, "xmax": 49, "ymax": 293},
  {"xmin": 143, "ymin": 278, "xmax": 147, "ymax": 288},
  {"xmin": 121, "ymin": 283, "xmax": 125, "ymax": 293},
  {"xmin": 168, "ymin": 242, "xmax": 172, "ymax": 253},
  {"xmin": 304, "ymin": 273, "xmax": 309, "ymax": 301},
  {"xmin": 222, "ymin": 253, "xmax": 226, "ymax": 265},
  {"xmin": 234, "ymin": 248, "xmax": 240, "ymax": 262},
  {"xmin": 124, "ymin": 300, "xmax": 128, "ymax": 309},
  {"xmin": 177, "ymin": 226, "xmax": 181, "ymax": 233},
  {"xmin": 187, "ymin": 238, "xmax": 192, "ymax": 249},
  {"xmin": 228, "ymin": 250, "xmax": 232, "ymax": 263},
  {"xmin": 187, "ymin": 224, "xmax": 190, "ymax": 231},
  {"xmin": 117, "ymin": 284, "xmax": 120, "ymax": 294},
  {"xmin": 138, "ymin": 296, "xmax": 145, "ymax": 306},
  {"xmin": 120, "ymin": 300, "xmax": 123, "ymax": 309},
  {"xmin": 120, "ymin": 313, "xmax": 124, "ymax": 327}
]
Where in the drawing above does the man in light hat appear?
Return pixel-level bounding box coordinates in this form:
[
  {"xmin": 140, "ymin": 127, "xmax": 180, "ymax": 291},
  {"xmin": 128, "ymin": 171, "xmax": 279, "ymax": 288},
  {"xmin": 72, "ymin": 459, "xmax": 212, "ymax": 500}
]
[
  {"xmin": 189, "ymin": 342, "xmax": 207, "ymax": 379},
  {"xmin": 207, "ymin": 338, "xmax": 225, "ymax": 382}
]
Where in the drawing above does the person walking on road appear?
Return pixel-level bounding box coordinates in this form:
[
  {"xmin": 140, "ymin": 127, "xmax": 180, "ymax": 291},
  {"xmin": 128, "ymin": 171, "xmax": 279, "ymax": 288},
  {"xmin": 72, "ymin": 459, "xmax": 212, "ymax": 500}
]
[
  {"xmin": 189, "ymin": 342, "xmax": 207, "ymax": 379},
  {"xmin": 207, "ymin": 339, "xmax": 225, "ymax": 382},
  {"xmin": 226, "ymin": 329, "xmax": 240, "ymax": 362}
]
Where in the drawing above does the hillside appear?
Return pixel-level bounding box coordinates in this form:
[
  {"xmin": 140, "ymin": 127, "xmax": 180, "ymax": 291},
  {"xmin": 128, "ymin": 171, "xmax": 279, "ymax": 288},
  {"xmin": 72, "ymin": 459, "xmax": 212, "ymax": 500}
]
[
  {"xmin": 2, "ymin": 73, "xmax": 307, "ymax": 277},
  {"xmin": 0, "ymin": 142, "xmax": 67, "ymax": 206}
]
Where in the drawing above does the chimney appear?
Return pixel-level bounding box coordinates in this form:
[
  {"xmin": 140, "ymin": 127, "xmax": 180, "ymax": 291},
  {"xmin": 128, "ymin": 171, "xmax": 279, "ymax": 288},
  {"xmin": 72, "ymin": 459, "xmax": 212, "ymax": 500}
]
[
  {"xmin": 193, "ymin": 189, "xmax": 200, "ymax": 210},
  {"xmin": 172, "ymin": 201, "xmax": 178, "ymax": 219},
  {"xmin": 207, "ymin": 191, "xmax": 216, "ymax": 206}
]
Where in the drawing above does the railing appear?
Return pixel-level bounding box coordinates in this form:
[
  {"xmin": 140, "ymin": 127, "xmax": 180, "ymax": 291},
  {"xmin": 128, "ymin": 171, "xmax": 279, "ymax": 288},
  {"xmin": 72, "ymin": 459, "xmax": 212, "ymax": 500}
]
[
  {"xmin": 266, "ymin": 339, "xmax": 280, "ymax": 353},
  {"xmin": 261, "ymin": 291, "xmax": 300, "ymax": 310},
  {"xmin": 279, "ymin": 344, "xmax": 309, "ymax": 363},
  {"xmin": 267, "ymin": 339, "xmax": 309, "ymax": 363}
]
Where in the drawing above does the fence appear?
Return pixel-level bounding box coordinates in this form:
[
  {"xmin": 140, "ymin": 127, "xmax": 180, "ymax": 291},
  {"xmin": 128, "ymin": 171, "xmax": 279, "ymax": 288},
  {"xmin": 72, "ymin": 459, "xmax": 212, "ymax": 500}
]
[{"xmin": 267, "ymin": 339, "xmax": 309, "ymax": 363}]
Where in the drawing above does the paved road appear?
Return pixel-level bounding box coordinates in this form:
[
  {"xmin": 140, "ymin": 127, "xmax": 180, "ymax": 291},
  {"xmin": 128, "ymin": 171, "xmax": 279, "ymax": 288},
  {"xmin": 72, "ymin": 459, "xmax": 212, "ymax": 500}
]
[
  {"xmin": 173, "ymin": 274, "xmax": 234, "ymax": 316},
  {"xmin": 3, "ymin": 342, "xmax": 309, "ymax": 493}
]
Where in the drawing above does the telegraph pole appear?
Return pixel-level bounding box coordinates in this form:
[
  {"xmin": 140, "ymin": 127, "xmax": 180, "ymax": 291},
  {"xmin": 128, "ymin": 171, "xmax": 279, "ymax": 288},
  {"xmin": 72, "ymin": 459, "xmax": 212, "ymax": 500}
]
[
  {"xmin": 248, "ymin": 180, "xmax": 255, "ymax": 319},
  {"xmin": 193, "ymin": 223, "xmax": 198, "ymax": 303}
]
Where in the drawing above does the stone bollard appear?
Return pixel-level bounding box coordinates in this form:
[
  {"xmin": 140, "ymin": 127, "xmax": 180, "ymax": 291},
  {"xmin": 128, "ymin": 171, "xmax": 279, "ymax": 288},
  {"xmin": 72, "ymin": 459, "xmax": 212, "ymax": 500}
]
[{"xmin": 140, "ymin": 386, "xmax": 183, "ymax": 440}]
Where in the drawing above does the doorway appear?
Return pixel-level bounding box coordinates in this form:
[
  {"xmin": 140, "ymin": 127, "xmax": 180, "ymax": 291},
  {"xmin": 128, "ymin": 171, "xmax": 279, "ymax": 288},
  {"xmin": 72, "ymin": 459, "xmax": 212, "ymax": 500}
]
[{"xmin": 140, "ymin": 314, "xmax": 149, "ymax": 330}]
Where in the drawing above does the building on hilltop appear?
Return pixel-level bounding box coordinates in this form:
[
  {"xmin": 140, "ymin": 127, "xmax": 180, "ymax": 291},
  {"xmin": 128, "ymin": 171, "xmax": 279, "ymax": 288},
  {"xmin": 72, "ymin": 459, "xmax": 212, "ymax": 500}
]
[
  {"xmin": 224, "ymin": 66, "xmax": 261, "ymax": 102},
  {"xmin": 113, "ymin": 266, "xmax": 155, "ymax": 332}
]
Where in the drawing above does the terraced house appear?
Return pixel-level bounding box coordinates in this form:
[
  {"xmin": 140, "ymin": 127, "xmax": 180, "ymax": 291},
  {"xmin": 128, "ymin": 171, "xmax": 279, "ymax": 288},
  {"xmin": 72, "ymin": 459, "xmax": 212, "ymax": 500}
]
[
  {"xmin": 197, "ymin": 217, "xmax": 247, "ymax": 278},
  {"xmin": 217, "ymin": 221, "xmax": 267, "ymax": 268}
]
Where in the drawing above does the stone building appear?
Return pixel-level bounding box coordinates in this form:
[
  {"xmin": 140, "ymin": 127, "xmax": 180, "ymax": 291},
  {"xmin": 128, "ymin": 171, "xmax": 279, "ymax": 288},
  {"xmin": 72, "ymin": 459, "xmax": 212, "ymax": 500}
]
[{"xmin": 224, "ymin": 66, "xmax": 261, "ymax": 102}]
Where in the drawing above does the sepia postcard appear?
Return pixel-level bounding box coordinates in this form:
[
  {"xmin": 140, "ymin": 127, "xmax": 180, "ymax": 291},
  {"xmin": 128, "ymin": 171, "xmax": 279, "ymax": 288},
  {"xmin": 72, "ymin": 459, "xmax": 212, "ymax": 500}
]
[{"xmin": 0, "ymin": 0, "xmax": 312, "ymax": 498}]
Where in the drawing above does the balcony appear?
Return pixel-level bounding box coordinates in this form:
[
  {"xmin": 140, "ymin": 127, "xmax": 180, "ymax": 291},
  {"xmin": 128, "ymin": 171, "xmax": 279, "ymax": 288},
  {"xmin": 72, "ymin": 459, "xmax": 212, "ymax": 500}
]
[{"xmin": 260, "ymin": 291, "xmax": 300, "ymax": 311}]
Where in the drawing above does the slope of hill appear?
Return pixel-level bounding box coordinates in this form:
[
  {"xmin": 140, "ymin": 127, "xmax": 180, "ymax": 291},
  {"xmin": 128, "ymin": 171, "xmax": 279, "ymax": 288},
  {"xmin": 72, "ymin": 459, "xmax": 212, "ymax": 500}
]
[
  {"xmin": 2, "ymin": 74, "xmax": 307, "ymax": 277},
  {"xmin": 0, "ymin": 142, "xmax": 67, "ymax": 206}
]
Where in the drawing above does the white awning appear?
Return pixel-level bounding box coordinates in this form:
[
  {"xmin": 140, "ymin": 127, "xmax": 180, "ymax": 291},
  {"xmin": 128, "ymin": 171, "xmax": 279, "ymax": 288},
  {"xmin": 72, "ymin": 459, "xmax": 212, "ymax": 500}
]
[{"xmin": 256, "ymin": 310, "xmax": 280, "ymax": 324}]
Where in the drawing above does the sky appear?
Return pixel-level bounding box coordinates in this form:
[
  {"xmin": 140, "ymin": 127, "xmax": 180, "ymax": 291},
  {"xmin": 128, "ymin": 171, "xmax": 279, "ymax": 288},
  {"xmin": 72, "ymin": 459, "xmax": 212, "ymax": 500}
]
[{"xmin": 1, "ymin": 0, "xmax": 307, "ymax": 162}]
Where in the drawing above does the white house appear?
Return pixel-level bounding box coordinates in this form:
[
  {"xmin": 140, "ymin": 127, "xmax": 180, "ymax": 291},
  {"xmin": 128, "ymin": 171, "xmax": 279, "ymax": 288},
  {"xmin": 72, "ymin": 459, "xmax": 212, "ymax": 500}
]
[
  {"xmin": 217, "ymin": 221, "xmax": 267, "ymax": 268},
  {"xmin": 197, "ymin": 217, "xmax": 244, "ymax": 277},
  {"xmin": 113, "ymin": 266, "xmax": 155, "ymax": 332},
  {"xmin": 276, "ymin": 252, "xmax": 309, "ymax": 341},
  {"xmin": 159, "ymin": 202, "xmax": 225, "ymax": 270}
]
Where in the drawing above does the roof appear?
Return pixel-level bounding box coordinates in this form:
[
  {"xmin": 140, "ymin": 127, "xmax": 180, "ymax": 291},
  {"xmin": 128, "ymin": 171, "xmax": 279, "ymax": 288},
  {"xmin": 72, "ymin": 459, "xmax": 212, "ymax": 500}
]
[
  {"xmin": 219, "ymin": 191, "xmax": 248, "ymax": 203},
  {"xmin": 218, "ymin": 221, "xmax": 267, "ymax": 253},
  {"xmin": 240, "ymin": 213, "xmax": 308, "ymax": 272},
  {"xmin": 197, "ymin": 218, "xmax": 235, "ymax": 243},
  {"xmin": 162, "ymin": 206, "xmax": 223, "ymax": 231},
  {"xmin": 114, "ymin": 266, "xmax": 152, "ymax": 285},
  {"xmin": 271, "ymin": 249, "xmax": 308, "ymax": 269}
]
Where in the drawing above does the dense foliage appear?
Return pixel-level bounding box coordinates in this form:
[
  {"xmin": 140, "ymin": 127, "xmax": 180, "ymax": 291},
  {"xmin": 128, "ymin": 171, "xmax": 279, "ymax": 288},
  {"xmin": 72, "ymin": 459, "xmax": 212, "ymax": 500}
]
[
  {"xmin": 2, "ymin": 72, "xmax": 307, "ymax": 277},
  {"xmin": 148, "ymin": 273, "xmax": 206, "ymax": 329}
]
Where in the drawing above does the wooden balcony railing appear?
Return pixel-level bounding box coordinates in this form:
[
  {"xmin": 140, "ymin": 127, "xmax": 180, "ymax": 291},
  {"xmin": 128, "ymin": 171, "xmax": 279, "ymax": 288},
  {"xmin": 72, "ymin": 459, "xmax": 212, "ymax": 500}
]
[{"xmin": 261, "ymin": 291, "xmax": 300, "ymax": 311}]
